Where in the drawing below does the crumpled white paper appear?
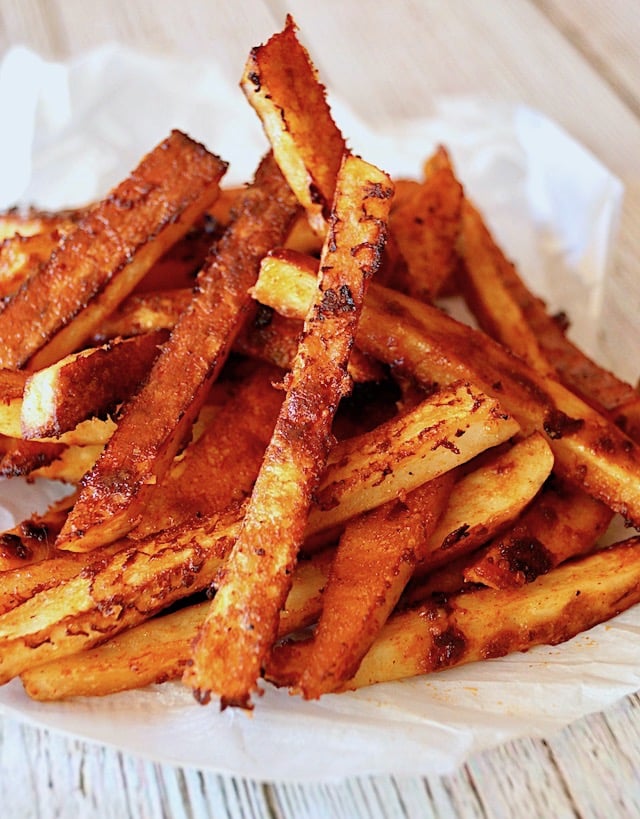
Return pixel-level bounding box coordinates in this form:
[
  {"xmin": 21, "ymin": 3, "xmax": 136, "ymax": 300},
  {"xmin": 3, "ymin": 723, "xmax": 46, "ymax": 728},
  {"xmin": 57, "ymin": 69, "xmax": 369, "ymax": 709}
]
[{"xmin": 0, "ymin": 45, "xmax": 635, "ymax": 781}]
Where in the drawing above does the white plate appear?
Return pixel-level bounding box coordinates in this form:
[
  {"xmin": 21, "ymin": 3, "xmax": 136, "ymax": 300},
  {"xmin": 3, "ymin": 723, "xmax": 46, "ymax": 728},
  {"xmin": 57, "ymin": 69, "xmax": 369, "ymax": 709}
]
[{"xmin": 0, "ymin": 46, "xmax": 636, "ymax": 781}]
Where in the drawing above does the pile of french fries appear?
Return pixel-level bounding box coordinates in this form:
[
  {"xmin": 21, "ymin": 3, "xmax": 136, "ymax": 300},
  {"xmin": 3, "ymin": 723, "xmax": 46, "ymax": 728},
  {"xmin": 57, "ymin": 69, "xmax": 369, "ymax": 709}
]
[{"xmin": 1, "ymin": 16, "xmax": 640, "ymax": 711}]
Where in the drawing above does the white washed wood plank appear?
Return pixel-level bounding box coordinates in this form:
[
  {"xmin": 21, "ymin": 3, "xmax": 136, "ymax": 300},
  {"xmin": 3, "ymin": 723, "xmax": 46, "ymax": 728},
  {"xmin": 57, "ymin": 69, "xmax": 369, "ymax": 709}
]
[
  {"xmin": 546, "ymin": 707, "xmax": 640, "ymax": 818},
  {"xmin": 464, "ymin": 736, "xmax": 579, "ymax": 818},
  {"xmin": 535, "ymin": 0, "xmax": 640, "ymax": 115}
]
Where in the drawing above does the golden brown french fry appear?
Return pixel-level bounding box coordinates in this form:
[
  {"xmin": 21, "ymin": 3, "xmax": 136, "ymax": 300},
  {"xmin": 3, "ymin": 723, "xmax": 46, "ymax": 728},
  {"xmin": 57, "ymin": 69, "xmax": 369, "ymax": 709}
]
[
  {"xmin": 389, "ymin": 146, "xmax": 463, "ymax": 302},
  {"xmin": 19, "ymin": 547, "xmax": 334, "ymax": 701},
  {"xmin": 304, "ymin": 381, "xmax": 521, "ymax": 545},
  {"xmin": 0, "ymin": 131, "xmax": 227, "ymax": 370},
  {"xmin": 462, "ymin": 199, "xmax": 640, "ymax": 443},
  {"xmin": 297, "ymin": 475, "xmax": 453, "ymax": 699},
  {"xmin": 0, "ymin": 206, "xmax": 83, "ymax": 242},
  {"xmin": 184, "ymin": 154, "xmax": 394, "ymax": 708},
  {"xmin": 56, "ymin": 152, "xmax": 299, "ymax": 552},
  {"xmin": 253, "ymin": 256, "xmax": 640, "ymax": 526},
  {"xmin": 457, "ymin": 199, "xmax": 554, "ymax": 376},
  {"xmin": 268, "ymin": 536, "xmax": 640, "ymax": 692},
  {"xmin": 20, "ymin": 331, "xmax": 167, "ymax": 441},
  {"xmin": 0, "ymin": 438, "xmax": 68, "ymax": 477},
  {"xmin": 0, "ymin": 514, "xmax": 242, "ymax": 683},
  {"xmin": 93, "ymin": 288, "xmax": 192, "ymax": 341},
  {"xmin": 412, "ymin": 431, "xmax": 554, "ymax": 577},
  {"xmin": 129, "ymin": 362, "xmax": 283, "ymax": 539},
  {"xmin": 0, "ymin": 366, "xmax": 115, "ymax": 447},
  {"xmin": 0, "ymin": 491, "xmax": 77, "ymax": 572},
  {"xmin": 0, "ymin": 220, "xmax": 76, "ymax": 300},
  {"xmin": 240, "ymin": 16, "xmax": 346, "ymax": 235},
  {"xmin": 463, "ymin": 478, "xmax": 613, "ymax": 589}
]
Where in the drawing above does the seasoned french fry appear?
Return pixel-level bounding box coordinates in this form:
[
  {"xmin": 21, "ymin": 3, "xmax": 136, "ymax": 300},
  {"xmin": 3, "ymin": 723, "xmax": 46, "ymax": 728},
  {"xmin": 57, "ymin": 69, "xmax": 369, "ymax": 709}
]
[
  {"xmin": 0, "ymin": 366, "xmax": 115, "ymax": 447},
  {"xmin": 0, "ymin": 512, "xmax": 242, "ymax": 683},
  {"xmin": 0, "ymin": 491, "xmax": 76, "ymax": 571},
  {"xmin": 129, "ymin": 362, "xmax": 283, "ymax": 539},
  {"xmin": 253, "ymin": 256, "xmax": 640, "ymax": 525},
  {"xmin": 459, "ymin": 198, "xmax": 640, "ymax": 443},
  {"xmin": 184, "ymin": 154, "xmax": 394, "ymax": 708},
  {"xmin": 297, "ymin": 475, "xmax": 453, "ymax": 699},
  {"xmin": 268, "ymin": 536, "xmax": 640, "ymax": 691},
  {"xmin": 0, "ymin": 131, "xmax": 227, "ymax": 370},
  {"xmin": 0, "ymin": 220, "xmax": 76, "ymax": 300},
  {"xmin": 19, "ymin": 548, "xmax": 334, "ymax": 701},
  {"xmin": 0, "ymin": 438, "xmax": 68, "ymax": 477},
  {"xmin": 463, "ymin": 478, "xmax": 613, "ymax": 589},
  {"xmin": 240, "ymin": 16, "xmax": 346, "ymax": 235},
  {"xmin": 389, "ymin": 146, "xmax": 463, "ymax": 302},
  {"xmin": 56, "ymin": 153, "xmax": 299, "ymax": 552},
  {"xmin": 412, "ymin": 431, "xmax": 554, "ymax": 577},
  {"xmin": 304, "ymin": 381, "xmax": 521, "ymax": 545},
  {"xmin": 93, "ymin": 288, "xmax": 192, "ymax": 341},
  {"xmin": 21, "ymin": 331, "xmax": 167, "ymax": 441}
]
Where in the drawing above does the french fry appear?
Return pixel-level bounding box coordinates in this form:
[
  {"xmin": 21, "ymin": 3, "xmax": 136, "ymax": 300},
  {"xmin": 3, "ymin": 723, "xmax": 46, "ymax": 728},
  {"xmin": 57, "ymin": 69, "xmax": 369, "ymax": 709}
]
[
  {"xmin": 129, "ymin": 361, "xmax": 283, "ymax": 539},
  {"xmin": 0, "ymin": 131, "xmax": 227, "ymax": 370},
  {"xmin": 0, "ymin": 512, "xmax": 242, "ymax": 683},
  {"xmin": 268, "ymin": 536, "xmax": 640, "ymax": 691},
  {"xmin": 297, "ymin": 475, "xmax": 453, "ymax": 699},
  {"xmin": 411, "ymin": 431, "xmax": 554, "ymax": 577},
  {"xmin": 240, "ymin": 16, "xmax": 346, "ymax": 235},
  {"xmin": 458, "ymin": 198, "xmax": 640, "ymax": 442},
  {"xmin": 0, "ymin": 220, "xmax": 76, "ymax": 300},
  {"xmin": 19, "ymin": 548, "xmax": 335, "ymax": 701},
  {"xmin": 389, "ymin": 146, "xmax": 463, "ymax": 302},
  {"xmin": 0, "ymin": 491, "xmax": 76, "ymax": 571},
  {"xmin": 56, "ymin": 153, "xmax": 300, "ymax": 552},
  {"xmin": 253, "ymin": 256, "xmax": 640, "ymax": 525},
  {"xmin": 0, "ymin": 206, "xmax": 83, "ymax": 242},
  {"xmin": 0, "ymin": 438, "xmax": 68, "ymax": 477},
  {"xmin": 0, "ymin": 366, "xmax": 115, "ymax": 447},
  {"xmin": 20, "ymin": 331, "xmax": 167, "ymax": 441},
  {"xmin": 304, "ymin": 381, "xmax": 521, "ymax": 545},
  {"xmin": 184, "ymin": 154, "xmax": 394, "ymax": 708},
  {"xmin": 93, "ymin": 288, "xmax": 192, "ymax": 341},
  {"xmin": 463, "ymin": 478, "xmax": 613, "ymax": 589}
]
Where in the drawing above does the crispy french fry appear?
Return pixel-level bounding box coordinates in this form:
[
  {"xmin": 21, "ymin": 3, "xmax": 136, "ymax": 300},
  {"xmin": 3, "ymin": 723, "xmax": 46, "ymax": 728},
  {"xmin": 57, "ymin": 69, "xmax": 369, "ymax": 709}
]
[
  {"xmin": 129, "ymin": 362, "xmax": 283, "ymax": 539},
  {"xmin": 0, "ymin": 491, "xmax": 76, "ymax": 572},
  {"xmin": 0, "ymin": 220, "xmax": 76, "ymax": 300},
  {"xmin": 56, "ymin": 153, "xmax": 299, "ymax": 552},
  {"xmin": 297, "ymin": 475, "xmax": 453, "ymax": 699},
  {"xmin": 305, "ymin": 381, "xmax": 521, "ymax": 545},
  {"xmin": 389, "ymin": 146, "xmax": 463, "ymax": 302},
  {"xmin": 463, "ymin": 478, "xmax": 613, "ymax": 589},
  {"xmin": 19, "ymin": 548, "xmax": 334, "ymax": 701},
  {"xmin": 93, "ymin": 288, "xmax": 192, "ymax": 341},
  {"xmin": 253, "ymin": 256, "xmax": 640, "ymax": 525},
  {"xmin": 0, "ymin": 206, "xmax": 83, "ymax": 242},
  {"xmin": 412, "ymin": 431, "xmax": 554, "ymax": 576},
  {"xmin": 184, "ymin": 154, "xmax": 394, "ymax": 708},
  {"xmin": 0, "ymin": 131, "xmax": 227, "ymax": 370},
  {"xmin": 20, "ymin": 331, "xmax": 167, "ymax": 441},
  {"xmin": 268, "ymin": 536, "xmax": 640, "ymax": 691},
  {"xmin": 240, "ymin": 16, "xmax": 346, "ymax": 235},
  {"xmin": 0, "ymin": 438, "xmax": 68, "ymax": 477},
  {"xmin": 0, "ymin": 367, "xmax": 115, "ymax": 447},
  {"xmin": 459, "ymin": 199, "xmax": 640, "ymax": 443},
  {"xmin": 0, "ymin": 512, "xmax": 242, "ymax": 683}
]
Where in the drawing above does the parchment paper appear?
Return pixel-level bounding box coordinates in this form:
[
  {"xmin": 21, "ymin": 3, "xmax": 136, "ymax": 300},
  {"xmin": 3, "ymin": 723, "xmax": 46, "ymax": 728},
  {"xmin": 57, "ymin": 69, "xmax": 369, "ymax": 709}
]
[{"xmin": 0, "ymin": 45, "xmax": 635, "ymax": 781}]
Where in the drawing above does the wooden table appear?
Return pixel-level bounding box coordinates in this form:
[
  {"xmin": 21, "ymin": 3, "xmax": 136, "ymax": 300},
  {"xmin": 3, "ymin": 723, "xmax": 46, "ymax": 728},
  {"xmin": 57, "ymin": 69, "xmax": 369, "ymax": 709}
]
[{"xmin": 1, "ymin": 1, "xmax": 640, "ymax": 816}]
